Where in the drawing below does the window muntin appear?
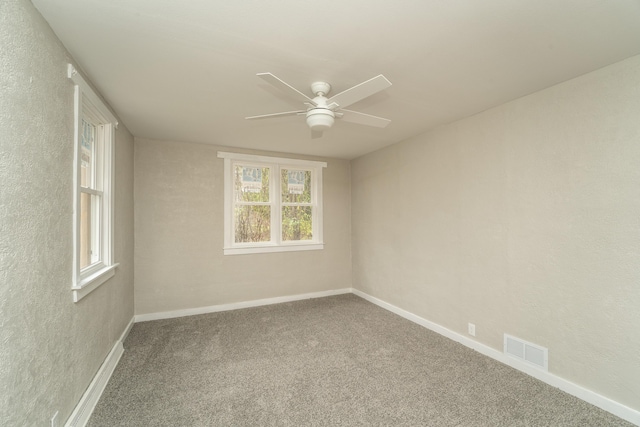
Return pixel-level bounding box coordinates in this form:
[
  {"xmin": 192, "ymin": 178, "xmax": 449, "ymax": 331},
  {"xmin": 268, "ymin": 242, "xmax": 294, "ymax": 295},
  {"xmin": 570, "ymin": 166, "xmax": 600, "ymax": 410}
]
[
  {"xmin": 69, "ymin": 64, "xmax": 118, "ymax": 301},
  {"xmin": 218, "ymin": 152, "xmax": 326, "ymax": 255}
]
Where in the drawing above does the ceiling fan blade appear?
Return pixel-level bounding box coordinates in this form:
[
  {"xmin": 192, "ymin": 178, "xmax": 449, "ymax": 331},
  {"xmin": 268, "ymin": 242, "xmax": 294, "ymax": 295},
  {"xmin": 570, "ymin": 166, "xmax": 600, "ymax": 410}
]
[
  {"xmin": 339, "ymin": 109, "xmax": 391, "ymax": 128},
  {"xmin": 257, "ymin": 73, "xmax": 317, "ymax": 106},
  {"xmin": 327, "ymin": 74, "xmax": 391, "ymax": 109},
  {"xmin": 245, "ymin": 110, "xmax": 306, "ymax": 120},
  {"xmin": 311, "ymin": 130, "xmax": 323, "ymax": 139}
]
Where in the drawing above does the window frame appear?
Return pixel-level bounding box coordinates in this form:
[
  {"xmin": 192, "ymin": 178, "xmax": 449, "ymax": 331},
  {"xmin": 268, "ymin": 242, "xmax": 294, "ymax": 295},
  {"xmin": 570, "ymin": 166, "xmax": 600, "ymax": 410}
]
[
  {"xmin": 68, "ymin": 64, "xmax": 119, "ymax": 302},
  {"xmin": 217, "ymin": 151, "xmax": 327, "ymax": 255}
]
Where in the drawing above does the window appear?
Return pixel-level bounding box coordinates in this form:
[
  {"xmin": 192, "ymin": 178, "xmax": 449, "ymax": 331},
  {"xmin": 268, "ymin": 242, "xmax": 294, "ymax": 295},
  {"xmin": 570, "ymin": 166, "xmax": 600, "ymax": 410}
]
[
  {"xmin": 218, "ymin": 152, "xmax": 327, "ymax": 255},
  {"xmin": 68, "ymin": 64, "xmax": 118, "ymax": 301}
]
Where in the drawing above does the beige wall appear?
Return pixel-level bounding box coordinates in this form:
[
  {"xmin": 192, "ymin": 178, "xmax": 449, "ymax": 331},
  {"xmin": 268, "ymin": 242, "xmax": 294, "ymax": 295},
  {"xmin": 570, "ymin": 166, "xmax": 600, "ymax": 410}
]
[
  {"xmin": 134, "ymin": 138, "xmax": 351, "ymax": 315},
  {"xmin": 352, "ymin": 55, "xmax": 640, "ymax": 411},
  {"xmin": 0, "ymin": 1, "xmax": 135, "ymax": 424}
]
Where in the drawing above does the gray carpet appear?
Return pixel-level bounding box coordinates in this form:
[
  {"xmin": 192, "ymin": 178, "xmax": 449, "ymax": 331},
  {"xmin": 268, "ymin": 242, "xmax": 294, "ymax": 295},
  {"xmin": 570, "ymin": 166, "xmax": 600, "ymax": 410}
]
[{"xmin": 88, "ymin": 294, "xmax": 633, "ymax": 426}]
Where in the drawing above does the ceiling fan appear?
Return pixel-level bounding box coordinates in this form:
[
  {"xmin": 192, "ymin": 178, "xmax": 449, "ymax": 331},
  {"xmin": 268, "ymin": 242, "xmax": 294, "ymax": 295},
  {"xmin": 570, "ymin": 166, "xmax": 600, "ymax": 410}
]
[{"xmin": 246, "ymin": 73, "xmax": 392, "ymax": 138}]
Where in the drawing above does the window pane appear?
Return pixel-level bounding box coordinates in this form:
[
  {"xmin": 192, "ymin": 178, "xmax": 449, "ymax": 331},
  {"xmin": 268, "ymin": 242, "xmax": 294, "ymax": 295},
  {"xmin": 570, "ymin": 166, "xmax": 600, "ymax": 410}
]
[
  {"xmin": 80, "ymin": 192, "xmax": 92, "ymax": 268},
  {"xmin": 80, "ymin": 192, "xmax": 101, "ymax": 269},
  {"xmin": 281, "ymin": 169, "xmax": 311, "ymax": 203},
  {"xmin": 234, "ymin": 166, "xmax": 269, "ymax": 202},
  {"xmin": 80, "ymin": 119, "xmax": 95, "ymax": 188},
  {"xmin": 234, "ymin": 205, "xmax": 271, "ymax": 243},
  {"xmin": 91, "ymin": 194, "xmax": 101, "ymax": 264},
  {"xmin": 282, "ymin": 206, "xmax": 312, "ymax": 241}
]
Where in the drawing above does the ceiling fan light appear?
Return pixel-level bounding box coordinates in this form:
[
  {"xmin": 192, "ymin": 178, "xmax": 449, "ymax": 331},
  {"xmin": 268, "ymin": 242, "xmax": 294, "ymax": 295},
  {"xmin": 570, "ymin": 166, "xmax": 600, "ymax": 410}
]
[{"xmin": 306, "ymin": 109, "xmax": 335, "ymax": 131}]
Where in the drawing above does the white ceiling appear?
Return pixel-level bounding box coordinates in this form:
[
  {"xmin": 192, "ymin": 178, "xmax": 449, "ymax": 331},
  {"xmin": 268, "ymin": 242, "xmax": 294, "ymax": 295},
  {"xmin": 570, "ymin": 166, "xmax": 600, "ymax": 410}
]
[{"xmin": 33, "ymin": 0, "xmax": 640, "ymax": 159}]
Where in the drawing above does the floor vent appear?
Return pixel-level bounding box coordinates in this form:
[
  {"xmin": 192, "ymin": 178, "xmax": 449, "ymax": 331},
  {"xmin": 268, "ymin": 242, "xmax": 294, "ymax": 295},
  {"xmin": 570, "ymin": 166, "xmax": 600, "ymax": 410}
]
[{"xmin": 504, "ymin": 334, "xmax": 548, "ymax": 371}]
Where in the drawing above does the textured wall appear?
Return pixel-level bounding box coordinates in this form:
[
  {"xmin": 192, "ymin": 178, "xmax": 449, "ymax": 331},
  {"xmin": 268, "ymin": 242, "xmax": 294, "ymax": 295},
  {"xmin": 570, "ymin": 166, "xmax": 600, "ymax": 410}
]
[
  {"xmin": 134, "ymin": 139, "xmax": 351, "ymax": 315},
  {"xmin": 351, "ymin": 55, "xmax": 640, "ymax": 411},
  {"xmin": 0, "ymin": 1, "xmax": 134, "ymax": 424}
]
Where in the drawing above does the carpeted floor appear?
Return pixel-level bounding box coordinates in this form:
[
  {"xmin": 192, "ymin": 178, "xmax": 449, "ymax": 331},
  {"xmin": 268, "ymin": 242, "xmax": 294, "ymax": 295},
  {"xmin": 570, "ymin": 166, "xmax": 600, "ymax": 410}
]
[{"xmin": 88, "ymin": 294, "xmax": 633, "ymax": 426}]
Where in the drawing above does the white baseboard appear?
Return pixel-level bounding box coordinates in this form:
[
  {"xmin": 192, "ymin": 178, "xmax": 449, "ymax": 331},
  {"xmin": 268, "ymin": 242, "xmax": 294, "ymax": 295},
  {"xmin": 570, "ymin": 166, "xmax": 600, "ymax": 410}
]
[
  {"xmin": 134, "ymin": 288, "xmax": 353, "ymax": 323},
  {"xmin": 351, "ymin": 288, "xmax": 640, "ymax": 426},
  {"xmin": 65, "ymin": 316, "xmax": 134, "ymax": 427},
  {"xmin": 119, "ymin": 316, "xmax": 135, "ymax": 343}
]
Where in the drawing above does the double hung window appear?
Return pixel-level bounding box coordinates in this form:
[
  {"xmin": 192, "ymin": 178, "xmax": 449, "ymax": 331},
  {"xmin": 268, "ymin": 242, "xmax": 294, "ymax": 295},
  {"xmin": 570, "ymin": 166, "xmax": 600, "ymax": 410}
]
[
  {"xmin": 69, "ymin": 64, "xmax": 118, "ymax": 301},
  {"xmin": 218, "ymin": 152, "xmax": 326, "ymax": 255}
]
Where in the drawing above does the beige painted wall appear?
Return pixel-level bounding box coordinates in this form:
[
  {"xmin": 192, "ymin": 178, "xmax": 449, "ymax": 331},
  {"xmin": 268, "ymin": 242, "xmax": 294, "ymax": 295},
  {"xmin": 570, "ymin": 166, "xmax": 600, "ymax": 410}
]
[
  {"xmin": 0, "ymin": 1, "xmax": 135, "ymax": 424},
  {"xmin": 134, "ymin": 138, "xmax": 351, "ymax": 315},
  {"xmin": 352, "ymin": 55, "xmax": 640, "ymax": 411}
]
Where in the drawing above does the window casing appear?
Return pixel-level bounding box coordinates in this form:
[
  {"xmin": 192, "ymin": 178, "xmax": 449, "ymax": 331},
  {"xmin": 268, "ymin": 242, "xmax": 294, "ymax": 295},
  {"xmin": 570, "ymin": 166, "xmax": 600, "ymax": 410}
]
[
  {"xmin": 218, "ymin": 152, "xmax": 327, "ymax": 255},
  {"xmin": 69, "ymin": 64, "xmax": 118, "ymax": 301}
]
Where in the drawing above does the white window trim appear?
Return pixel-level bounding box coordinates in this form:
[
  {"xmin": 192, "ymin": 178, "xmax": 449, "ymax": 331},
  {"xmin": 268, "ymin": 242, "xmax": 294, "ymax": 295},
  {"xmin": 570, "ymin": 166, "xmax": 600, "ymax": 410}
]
[
  {"xmin": 68, "ymin": 64, "xmax": 119, "ymax": 302},
  {"xmin": 217, "ymin": 151, "xmax": 327, "ymax": 255}
]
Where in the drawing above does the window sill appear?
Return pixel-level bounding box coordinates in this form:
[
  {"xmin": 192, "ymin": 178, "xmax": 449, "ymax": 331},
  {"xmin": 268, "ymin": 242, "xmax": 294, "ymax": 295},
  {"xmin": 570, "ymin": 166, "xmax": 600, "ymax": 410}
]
[
  {"xmin": 224, "ymin": 243, "xmax": 324, "ymax": 256},
  {"xmin": 72, "ymin": 263, "xmax": 119, "ymax": 302}
]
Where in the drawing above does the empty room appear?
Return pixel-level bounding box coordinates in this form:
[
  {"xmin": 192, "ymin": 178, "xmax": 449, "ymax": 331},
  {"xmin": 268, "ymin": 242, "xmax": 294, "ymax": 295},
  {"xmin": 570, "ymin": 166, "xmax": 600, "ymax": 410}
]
[{"xmin": 2, "ymin": 0, "xmax": 640, "ymax": 425}]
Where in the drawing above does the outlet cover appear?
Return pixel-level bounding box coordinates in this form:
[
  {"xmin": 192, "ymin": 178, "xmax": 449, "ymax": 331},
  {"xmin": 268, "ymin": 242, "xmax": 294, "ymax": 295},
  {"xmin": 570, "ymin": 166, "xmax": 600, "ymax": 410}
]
[{"xmin": 468, "ymin": 323, "xmax": 476, "ymax": 336}]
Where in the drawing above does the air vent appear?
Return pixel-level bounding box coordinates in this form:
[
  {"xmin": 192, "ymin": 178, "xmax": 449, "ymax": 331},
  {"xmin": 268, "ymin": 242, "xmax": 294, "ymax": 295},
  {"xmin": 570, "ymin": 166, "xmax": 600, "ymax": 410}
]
[{"xmin": 504, "ymin": 334, "xmax": 548, "ymax": 371}]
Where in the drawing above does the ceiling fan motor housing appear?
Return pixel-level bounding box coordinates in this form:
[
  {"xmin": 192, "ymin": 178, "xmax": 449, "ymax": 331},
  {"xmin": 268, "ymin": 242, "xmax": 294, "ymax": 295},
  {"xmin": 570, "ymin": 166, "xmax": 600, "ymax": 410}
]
[{"xmin": 306, "ymin": 108, "xmax": 335, "ymax": 131}]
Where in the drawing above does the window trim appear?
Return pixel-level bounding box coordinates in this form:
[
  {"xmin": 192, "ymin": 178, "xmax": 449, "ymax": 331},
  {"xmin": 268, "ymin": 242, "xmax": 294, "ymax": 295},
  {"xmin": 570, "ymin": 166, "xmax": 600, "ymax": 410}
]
[
  {"xmin": 68, "ymin": 64, "xmax": 119, "ymax": 302},
  {"xmin": 217, "ymin": 151, "xmax": 327, "ymax": 255}
]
